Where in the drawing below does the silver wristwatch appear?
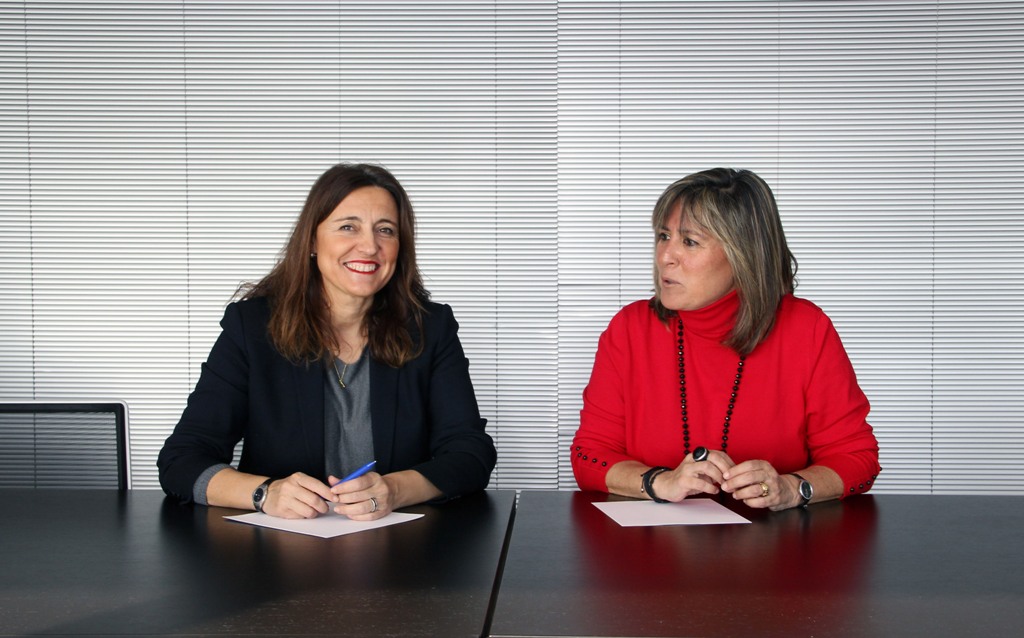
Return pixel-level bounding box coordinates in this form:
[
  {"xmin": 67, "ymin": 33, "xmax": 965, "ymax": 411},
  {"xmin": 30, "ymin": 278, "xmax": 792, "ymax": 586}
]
[
  {"xmin": 791, "ymin": 473, "xmax": 813, "ymax": 508},
  {"xmin": 252, "ymin": 478, "xmax": 273, "ymax": 512}
]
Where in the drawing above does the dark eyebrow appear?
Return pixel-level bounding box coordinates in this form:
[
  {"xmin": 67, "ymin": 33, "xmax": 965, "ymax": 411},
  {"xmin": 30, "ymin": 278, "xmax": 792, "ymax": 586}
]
[{"xmin": 329, "ymin": 215, "xmax": 397, "ymax": 225}]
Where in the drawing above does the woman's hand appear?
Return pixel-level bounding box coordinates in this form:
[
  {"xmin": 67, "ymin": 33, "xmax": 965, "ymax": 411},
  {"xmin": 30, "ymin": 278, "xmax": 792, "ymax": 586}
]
[
  {"xmin": 261, "ymin": 472, "xmax": 334, "ymax": 519},
  {"xmin": 328, "ymin": 472, "xmax": 391, "ymax": 521},
  {"xmin": 652, "ymin": 449, "xmax": 736, "ymax": 502},
  {"xmin": 720, "ymin": 460, "xmax": 800, "ymax": 511}
]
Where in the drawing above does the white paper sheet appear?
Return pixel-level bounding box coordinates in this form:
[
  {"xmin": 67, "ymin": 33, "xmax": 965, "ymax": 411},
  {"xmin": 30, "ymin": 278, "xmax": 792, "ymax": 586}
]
[
  {"xmin": 593, "ymin": 498, "xmax": 751, "ymax": 527},
  {"xmin": 224, "ymin": 509, "xmax": 424, "ymax": 538}
]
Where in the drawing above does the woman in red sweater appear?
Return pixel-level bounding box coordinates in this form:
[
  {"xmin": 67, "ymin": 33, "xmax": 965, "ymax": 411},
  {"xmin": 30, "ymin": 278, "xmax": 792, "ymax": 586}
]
[{"xmin": 572, "ymin": 168, "xmax": 880, "ymax": 510}]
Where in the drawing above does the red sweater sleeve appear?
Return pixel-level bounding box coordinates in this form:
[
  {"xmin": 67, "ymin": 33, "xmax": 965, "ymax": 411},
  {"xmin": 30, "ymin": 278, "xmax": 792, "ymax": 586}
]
[
  {"xmin": 572, "ymin": 308, "xmax": 637, "ymax": 492},
  {"xmin": 804, "ymin": 312, "xmax": 882, "ymax": 497}
]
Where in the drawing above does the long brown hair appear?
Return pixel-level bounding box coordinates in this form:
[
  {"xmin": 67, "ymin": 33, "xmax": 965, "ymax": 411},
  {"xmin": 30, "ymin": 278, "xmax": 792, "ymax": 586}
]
[
  {"xmin": 650, "ymin": 168, "xmax": 796, "ymax": 355},
  {"xmin": 241, "ymin": 163, "xmax": 429, "ymax": 367}
]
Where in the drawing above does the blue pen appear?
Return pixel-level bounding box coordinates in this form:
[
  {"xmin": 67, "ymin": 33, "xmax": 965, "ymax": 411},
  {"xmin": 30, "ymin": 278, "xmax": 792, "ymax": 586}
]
[{"xmin": 331, "ymin": 460, "xmax": 377, "ymax": 486}]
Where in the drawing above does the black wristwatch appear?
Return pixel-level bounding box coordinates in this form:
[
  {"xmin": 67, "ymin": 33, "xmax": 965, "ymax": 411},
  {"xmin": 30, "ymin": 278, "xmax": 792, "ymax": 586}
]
[
  {"xmin": 252, "ymin": 478, "xmax": 273, "ymax": 512},
  {"xmin": 791, "ymin": 473, "xmax": 813, "ymax": 508}
]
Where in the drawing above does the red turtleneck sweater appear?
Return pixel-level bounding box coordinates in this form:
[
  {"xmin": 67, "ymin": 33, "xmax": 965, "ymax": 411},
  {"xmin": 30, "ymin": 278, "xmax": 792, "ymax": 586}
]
[{"xmin": 572, "ymin": 291, "xmax": 881, "ymax": 497}]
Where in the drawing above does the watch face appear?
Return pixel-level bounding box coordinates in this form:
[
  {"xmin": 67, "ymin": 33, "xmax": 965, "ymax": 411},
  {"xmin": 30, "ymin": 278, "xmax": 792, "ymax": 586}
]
[
  {"xmin": 253, "ymin": 485, "xmax": 268, "ymax": 511},
  {"xmin": 799, "ymin": 481, "xmax": 813, "ymax": 501}
]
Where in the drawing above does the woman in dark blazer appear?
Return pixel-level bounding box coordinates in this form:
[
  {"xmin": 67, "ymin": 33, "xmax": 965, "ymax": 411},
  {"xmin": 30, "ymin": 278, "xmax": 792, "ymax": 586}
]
[{"xmin": 158, "ymin": 163, "xmax": 495, "ymax": 520}]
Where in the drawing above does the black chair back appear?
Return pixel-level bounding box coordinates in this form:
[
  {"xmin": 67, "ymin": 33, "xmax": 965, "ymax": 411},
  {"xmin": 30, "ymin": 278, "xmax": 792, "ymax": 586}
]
[{"xmin": 0, "ymin": 402, "xmax": 129, "ymax": 490}]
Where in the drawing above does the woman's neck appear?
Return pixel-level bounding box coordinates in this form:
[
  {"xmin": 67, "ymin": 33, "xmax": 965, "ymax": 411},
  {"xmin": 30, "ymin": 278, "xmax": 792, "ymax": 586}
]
[{"xmin": 328, "ymin": 301, "xmax": 370, "ymax": 362}]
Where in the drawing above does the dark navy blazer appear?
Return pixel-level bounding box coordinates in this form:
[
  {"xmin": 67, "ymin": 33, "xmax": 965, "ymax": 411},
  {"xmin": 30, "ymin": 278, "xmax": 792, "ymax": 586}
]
[{"xmin": 158, "ymin": 297, "xmax": 496, "ymax": 503}]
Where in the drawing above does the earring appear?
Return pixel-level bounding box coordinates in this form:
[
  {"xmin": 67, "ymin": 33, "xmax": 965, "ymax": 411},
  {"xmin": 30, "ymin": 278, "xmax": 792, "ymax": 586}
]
[{"xmin": 310, "ymin": 252, "xmax": 317, "ymax": 258}]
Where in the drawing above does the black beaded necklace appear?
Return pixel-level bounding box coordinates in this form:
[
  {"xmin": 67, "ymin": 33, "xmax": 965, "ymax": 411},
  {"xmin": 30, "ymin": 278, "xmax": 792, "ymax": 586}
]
[{"xmin": 676, "ymin": 317, "xmax": 746, "ymax": 457}]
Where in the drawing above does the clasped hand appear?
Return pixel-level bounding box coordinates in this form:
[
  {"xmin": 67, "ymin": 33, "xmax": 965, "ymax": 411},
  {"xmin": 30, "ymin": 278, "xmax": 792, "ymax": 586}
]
[
  {"xmin": 653, "ymin": 451, "xmax": 800, "ymax": 511},
  {"xmin": 260, "ymin": 471, "xmax": 391, "ymax": 520}
]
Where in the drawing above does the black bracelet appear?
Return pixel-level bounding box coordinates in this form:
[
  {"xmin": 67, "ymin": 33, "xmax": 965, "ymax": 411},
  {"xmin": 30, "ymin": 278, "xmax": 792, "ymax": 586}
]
[{"xmin": 641, "ymin": 466, "xmax": 671, "ymax": 503}]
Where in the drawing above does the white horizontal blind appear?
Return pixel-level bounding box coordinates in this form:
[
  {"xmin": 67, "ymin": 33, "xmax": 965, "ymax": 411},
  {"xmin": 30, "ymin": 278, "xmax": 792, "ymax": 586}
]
[
  {"xmin": 2, "ymin": 1, "xmax": 1022, "ymax": 494},
  {"xmin": 933, "ymin": 1, "xmax": 1024, "ymax": 492}
]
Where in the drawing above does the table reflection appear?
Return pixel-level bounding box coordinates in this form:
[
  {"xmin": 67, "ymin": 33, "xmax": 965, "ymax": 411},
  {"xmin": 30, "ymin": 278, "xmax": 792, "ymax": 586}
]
[
  {"xmin": 571, "ymin": 492, "xmax": 879, "ymax": 636},
  {"xmin": 155, "ymin": 491, "xmax": 507, "ymax": 632}
]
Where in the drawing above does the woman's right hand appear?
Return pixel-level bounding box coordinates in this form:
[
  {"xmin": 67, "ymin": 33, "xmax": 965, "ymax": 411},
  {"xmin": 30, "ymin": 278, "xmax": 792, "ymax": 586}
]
[
  {"xmin": 652, "ymin": 449, "xmax": 736, "ymax": 502},
  {"xmin": 261, "ymin": 472, "xmax": 336, "ymax": 519}
]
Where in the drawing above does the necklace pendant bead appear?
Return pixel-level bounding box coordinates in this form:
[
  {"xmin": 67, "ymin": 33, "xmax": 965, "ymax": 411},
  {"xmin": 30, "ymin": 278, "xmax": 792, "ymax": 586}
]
[{"xmin": 333, "ymin": 358, "xmax": 351, "ymax": 390}]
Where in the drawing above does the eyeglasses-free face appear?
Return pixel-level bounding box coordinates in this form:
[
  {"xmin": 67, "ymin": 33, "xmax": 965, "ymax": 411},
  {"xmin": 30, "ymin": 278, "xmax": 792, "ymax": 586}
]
[
  {"xmin": 313, "ymin": 186, "xmax": 400, "ymax": 314},
  {"xmin": 655, "ymin": 201, "xmax": 735, "ymax": 312}
]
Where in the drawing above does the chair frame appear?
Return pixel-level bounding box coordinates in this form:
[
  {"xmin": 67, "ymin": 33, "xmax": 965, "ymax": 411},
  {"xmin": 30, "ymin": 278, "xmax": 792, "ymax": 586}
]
[{"xmin": 0, "ymin": 401, "xmax": 130, "ymax": 490}]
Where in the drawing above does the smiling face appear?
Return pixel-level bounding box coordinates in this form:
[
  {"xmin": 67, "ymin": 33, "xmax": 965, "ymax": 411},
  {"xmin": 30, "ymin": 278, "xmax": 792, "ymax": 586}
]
[
  {"xmin": 313, "ymin": 186, "xmax": 399, "ymax": 314},
  {"xmin": 655, "ymin": 200, "xmax": 735, "ymax": 312}
]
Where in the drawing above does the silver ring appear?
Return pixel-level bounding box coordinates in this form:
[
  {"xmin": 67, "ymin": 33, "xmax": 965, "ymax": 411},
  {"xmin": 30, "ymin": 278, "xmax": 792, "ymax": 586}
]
[{"xmin": 369, "ymin": 497, "xmax": 378, "ymax": 513}]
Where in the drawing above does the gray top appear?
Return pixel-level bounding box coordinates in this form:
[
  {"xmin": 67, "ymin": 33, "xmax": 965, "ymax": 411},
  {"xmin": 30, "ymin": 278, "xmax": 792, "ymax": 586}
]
[{"xmin": 324, "ymin": 349, "xmax": 375, "ymax": 481}]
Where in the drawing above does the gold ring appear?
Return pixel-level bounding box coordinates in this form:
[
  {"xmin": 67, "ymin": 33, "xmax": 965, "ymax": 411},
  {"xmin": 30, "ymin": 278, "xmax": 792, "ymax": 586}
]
[{"xmin": 759, "ymin": 482, "xmax": 769, "ymax": 498}]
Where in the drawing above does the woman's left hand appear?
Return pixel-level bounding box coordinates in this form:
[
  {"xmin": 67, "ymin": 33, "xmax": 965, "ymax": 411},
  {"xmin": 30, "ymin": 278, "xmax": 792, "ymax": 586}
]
[
  {"xmin": 720, "ymin": 460, "xmax": 800, "ymax": 511},
  {"xmin": 327, "ymin": 472, "xmax": 391, "ymax": 521}
]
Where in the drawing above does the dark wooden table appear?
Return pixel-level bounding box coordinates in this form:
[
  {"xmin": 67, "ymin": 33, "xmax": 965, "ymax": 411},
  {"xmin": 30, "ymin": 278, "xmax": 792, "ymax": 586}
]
[
  {"xmin": 489, "ymin": 490, "xmax": 1024, "ymax": 637},
  {"xmin": 0, "ymin": 489, "xmax": 516, "ymax": 637}
]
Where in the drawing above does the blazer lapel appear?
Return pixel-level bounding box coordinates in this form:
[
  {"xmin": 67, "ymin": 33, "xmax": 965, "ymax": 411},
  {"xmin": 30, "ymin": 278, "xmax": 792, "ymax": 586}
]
[{"xmin": 369, "ymin": 358, "xmax": 398, "ymax": 474}]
